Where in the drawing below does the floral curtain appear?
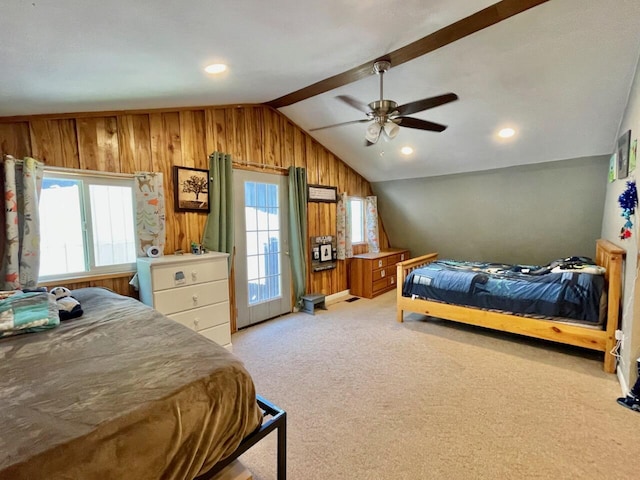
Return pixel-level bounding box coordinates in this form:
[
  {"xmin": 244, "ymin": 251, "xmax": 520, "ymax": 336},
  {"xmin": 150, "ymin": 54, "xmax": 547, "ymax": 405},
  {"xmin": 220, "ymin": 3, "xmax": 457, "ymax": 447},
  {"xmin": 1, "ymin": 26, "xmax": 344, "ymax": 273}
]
[
  {"xmin": 365, "ymin": 195, "xmax": 380, "ymax": 253},
  {"xmin": 134, "ymin": 172, "xmax": 166, "ymax": 256},
  {"xmin": 0, "ymin": 155, "xmax": 43, "ymax": 289},
  {"xmin": 336, "ymin": 192, "xmax": 353, "ymax": 260}
]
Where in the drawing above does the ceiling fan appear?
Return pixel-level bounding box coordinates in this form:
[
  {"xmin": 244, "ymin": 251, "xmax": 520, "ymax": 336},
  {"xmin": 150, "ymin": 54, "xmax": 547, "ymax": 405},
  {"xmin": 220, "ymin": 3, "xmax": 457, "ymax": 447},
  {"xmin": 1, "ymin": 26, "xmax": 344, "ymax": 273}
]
[{"xmin": 310, "ymin": 60, "xmax": 458, "ymax": 146}]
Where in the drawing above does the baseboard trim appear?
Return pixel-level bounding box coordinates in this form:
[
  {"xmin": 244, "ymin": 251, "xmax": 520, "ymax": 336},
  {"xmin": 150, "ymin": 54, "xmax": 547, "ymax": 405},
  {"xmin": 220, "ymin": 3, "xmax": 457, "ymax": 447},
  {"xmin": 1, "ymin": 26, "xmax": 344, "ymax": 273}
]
[
  {"xmin": 325, "ymin": 290, "xmax": 350, "ymax": 305},
  {"xmin": 617, "ymin": 365, "xmax": 629, "ymax": 396}
]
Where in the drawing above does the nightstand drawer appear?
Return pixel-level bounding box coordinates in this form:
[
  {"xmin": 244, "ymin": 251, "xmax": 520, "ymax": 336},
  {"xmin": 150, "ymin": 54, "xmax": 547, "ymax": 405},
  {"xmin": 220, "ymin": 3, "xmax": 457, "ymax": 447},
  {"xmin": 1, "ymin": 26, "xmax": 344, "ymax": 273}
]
[
  {"xmin": 168, "ymin": 302, "xmax": 230, "ymax": 332},
  {"xmin": 199, "ymin": 323, "xmax": 232, "ymax": 347},
  {"xmin": 151, "ymin": 259, "xmax": 227, "ymax": 291},
  {"xmin": 153, "ymin": 280, "xmax": 228, "ymax": 315}
]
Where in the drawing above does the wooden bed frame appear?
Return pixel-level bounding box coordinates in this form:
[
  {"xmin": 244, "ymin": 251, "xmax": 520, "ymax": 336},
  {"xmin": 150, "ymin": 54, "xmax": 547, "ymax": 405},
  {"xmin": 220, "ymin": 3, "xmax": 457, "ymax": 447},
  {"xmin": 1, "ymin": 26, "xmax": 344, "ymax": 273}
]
[{"xmin": 396, "ymin": 239, "xmax": 625, "ymax": 373}]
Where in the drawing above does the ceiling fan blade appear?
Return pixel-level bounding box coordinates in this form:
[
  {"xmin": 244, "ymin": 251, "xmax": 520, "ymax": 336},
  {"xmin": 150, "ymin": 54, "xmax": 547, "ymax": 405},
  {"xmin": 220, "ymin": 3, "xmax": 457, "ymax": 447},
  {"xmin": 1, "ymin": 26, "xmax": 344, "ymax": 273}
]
[
  {"xmin": 397, "ymin": 117, "xmax": 447, "ymax": 132},
  {"xmin": 336, "ymin": 95, "xmax": 372, "ymax": 114},
  {"xmin": 310, "ymin": 118, "xmax": 370, "ymax": 131},
  {"xmin": 395, "ymin": 93, "xmax": 458, "ymax": 116}
]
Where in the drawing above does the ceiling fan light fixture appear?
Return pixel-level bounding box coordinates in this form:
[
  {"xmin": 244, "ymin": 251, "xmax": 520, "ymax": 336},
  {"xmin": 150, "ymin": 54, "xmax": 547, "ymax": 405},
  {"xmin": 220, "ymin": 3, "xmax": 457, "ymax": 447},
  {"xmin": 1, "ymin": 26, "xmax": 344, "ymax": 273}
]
[
  {"xmin": 383, "ymin": 121, "xmax": 400, "ymax": 139},
  {"xmin": 365, "ymin": 122, "xmax": 382, "ymax": 143}
]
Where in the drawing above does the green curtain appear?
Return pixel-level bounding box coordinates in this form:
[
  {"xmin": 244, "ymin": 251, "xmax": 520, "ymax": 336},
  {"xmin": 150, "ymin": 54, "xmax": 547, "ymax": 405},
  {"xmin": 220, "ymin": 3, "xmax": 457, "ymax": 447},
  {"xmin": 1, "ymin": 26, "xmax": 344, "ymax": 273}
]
[
  {"xmin": 202, "ymin": 152, "xmax": 234, "ymax": 263},
  {"xmin": 288, "ymin": 166, "xmax": 307, "ymax": 308}
]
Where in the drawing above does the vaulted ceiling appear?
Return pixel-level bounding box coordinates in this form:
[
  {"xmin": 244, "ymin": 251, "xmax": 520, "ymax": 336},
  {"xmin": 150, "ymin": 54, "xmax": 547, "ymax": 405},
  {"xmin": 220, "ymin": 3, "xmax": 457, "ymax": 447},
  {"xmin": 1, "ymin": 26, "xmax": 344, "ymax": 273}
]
[{"xmin": 2, "ymin": 0, "xmax": 640, "ymax": 181}]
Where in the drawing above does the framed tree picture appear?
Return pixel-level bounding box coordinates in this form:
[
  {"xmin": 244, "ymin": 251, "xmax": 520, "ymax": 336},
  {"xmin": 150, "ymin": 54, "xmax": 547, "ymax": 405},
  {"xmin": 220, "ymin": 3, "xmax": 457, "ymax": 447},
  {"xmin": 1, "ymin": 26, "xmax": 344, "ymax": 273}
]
[{"xmin": 174, "ymin": 166, "xmax": 210, "ymax": 212}]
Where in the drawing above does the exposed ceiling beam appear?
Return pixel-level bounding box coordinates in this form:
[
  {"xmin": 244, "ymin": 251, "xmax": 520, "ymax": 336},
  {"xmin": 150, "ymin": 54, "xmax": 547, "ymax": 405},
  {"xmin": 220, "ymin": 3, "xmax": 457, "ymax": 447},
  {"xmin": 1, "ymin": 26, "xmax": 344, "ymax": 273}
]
[{"xmin": 265, "ymin": 0, "xmax": 550, "ymax": 109}]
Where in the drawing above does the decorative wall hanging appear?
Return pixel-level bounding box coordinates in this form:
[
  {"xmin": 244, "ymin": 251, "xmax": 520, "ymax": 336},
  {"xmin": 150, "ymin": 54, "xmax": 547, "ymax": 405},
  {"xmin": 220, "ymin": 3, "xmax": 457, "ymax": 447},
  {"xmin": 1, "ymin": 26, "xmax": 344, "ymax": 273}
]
[
  {"xmin": 310, "ymin": 235, "xmax": 337, "ymax": 272},
  {"xmin": 630, "ymin": 138, "xmax": 637, "ymax": 173},
  {"xmin": 618, "ymin": 180, "xmax": 637, "ymax": 240},
  {"xmin": 173, "ymin": 166, "xmax": 210, "ymax": 212},
  {"xmin": 617, "ymin": 130, "xmax": 631, "ymax": 179},
  {"xmin": 608, "ymin": 153, "xmax": 616, "ymax": 183},
  {"xmin": 308, "ymin": 184, "xmax": 337, "ymax": 203}
]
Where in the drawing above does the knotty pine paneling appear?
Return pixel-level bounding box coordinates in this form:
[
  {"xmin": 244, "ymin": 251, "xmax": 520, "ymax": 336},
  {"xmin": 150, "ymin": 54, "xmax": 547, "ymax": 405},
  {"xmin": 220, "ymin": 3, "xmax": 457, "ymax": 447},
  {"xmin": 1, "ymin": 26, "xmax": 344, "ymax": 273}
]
[
  {"xmin": 30, "ymin": 119, "xmax": 80, "ymax": 168},
  {"xmin": 150, "ymin": 111, "xmax": 184, "ymax": 255},
  {"xmin": 0, "ymin": 122, "xmax": 31, "ymax": 158},
  {"xmin": 77, "ymin": 117, "xmax": 120, "ymax": 172},
  {"xmin": 117, "ymin": 114, "xmax": 152, "ymax": 173},
  {"xmin": 204, "ymin": 108, "xmax": 228, "ymax": 154},
  {"xmin": 0, "ymin": 105, "xmax": 390, "ymax": 303}
]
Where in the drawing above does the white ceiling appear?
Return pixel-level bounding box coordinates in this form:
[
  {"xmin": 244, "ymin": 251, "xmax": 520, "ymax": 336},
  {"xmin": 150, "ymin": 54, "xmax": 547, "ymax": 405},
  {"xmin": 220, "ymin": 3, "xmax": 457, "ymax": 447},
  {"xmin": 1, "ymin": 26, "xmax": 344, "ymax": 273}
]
[{"xmin": 2, "ymin": 0, "xmax": 640, "ymax": 182}]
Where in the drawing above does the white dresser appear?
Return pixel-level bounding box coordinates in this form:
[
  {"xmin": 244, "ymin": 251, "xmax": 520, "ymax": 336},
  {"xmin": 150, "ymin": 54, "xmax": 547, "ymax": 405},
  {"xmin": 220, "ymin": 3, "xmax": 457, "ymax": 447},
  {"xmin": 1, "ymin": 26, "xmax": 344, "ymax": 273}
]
[{"xmin": 136, "ymin": 252, "xmax": 232, "ymax": 349}]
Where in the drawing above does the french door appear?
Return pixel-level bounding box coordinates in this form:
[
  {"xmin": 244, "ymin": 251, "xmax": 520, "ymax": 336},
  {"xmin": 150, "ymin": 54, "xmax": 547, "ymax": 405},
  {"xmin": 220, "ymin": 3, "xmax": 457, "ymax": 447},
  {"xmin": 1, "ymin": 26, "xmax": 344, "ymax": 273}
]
[{"xmin": 234, "ymin": 170, "xmax": 291, "ymax": 328}]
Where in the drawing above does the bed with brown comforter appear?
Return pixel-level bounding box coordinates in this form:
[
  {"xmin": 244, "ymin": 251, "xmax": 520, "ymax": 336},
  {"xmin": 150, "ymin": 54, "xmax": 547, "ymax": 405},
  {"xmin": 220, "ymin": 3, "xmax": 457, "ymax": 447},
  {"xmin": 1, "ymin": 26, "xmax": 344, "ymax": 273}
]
[{"xmin": 0, "ymin": 287, "xmax": 263, "ymax": 480}]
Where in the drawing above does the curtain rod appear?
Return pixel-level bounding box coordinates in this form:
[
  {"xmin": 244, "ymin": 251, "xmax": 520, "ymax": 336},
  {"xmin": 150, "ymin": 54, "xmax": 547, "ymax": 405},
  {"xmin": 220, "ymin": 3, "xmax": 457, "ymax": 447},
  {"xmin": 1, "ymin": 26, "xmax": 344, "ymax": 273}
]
[
  {"xmin": 44, "ymin": 165, "xmax": 134, "ymax": 179},
  {"xmin": 232, "ymin": 160, "xmax": 289, "ymax": 172}
]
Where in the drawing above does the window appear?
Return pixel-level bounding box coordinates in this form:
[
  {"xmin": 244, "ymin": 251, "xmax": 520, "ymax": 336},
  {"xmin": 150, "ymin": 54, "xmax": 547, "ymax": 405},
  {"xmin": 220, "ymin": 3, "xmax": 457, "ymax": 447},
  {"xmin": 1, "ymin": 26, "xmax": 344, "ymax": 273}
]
[
  {"xmin": 39, "ymin": 170, "xmax": 137, "ymax": 281},
  {"xmin": 244, "ymin": 181, "xmax": 282, "ymax": 305},
  {"xmin": 349, "ymin": 197, "xmax": 365, "ymax": 244}
]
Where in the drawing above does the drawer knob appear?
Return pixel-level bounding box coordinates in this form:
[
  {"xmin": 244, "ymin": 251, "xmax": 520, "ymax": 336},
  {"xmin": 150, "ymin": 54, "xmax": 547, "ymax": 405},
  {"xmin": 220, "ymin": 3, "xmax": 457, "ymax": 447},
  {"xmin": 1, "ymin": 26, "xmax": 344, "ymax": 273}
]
[
  {"xmin": 191, "ymin": 271, "xmax": 198, "ymax": 281},
  {"xmin": 381, "ymin": 270, "xmax": 385, "ymax": 278},
  {"xmin": 194, "ymin": 318, "xmax": 200, "ymax": 327},
  {"xmin": 192, "ymin": 294, "xmax": 199, "ymax": 305},
  {"xmin": 390, "ymin": 277, "xmax": 394, "ymax": 284},
  {"xmin": 378, "ymin": 260, "xmax": 383, "ymax": 267}
]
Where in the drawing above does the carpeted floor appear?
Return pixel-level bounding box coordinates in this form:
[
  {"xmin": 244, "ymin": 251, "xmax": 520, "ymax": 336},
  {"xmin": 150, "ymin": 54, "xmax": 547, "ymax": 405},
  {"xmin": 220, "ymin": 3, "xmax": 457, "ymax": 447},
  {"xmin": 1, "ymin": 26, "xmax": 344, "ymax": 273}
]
[{"xmin": 232, "ymin": 291, "xmax": 640, "ymax": 480}]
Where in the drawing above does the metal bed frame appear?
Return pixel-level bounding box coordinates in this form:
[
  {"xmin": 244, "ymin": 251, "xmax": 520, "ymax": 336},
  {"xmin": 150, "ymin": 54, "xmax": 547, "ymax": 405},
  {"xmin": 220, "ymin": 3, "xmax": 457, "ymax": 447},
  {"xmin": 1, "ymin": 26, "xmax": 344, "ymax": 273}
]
[{"xmin": 195, "ymin": 395, "xmax": 287, "ymax": 480}]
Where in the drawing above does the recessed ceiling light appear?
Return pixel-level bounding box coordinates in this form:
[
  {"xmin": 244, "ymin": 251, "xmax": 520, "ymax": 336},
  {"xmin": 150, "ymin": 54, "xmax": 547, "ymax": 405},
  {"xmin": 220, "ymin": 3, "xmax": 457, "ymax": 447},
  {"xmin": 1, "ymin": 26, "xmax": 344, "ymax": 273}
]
[
  {"xmin": 401, "ymin": 146, "xmax": 414, "ymax": 155},
  {"xmin": 498, "ymin": 127, "xmax": 516, "ymax": 138},
  {"xmin": 204, "ymin": 63, "xmax": 227, "ymax": 74}
]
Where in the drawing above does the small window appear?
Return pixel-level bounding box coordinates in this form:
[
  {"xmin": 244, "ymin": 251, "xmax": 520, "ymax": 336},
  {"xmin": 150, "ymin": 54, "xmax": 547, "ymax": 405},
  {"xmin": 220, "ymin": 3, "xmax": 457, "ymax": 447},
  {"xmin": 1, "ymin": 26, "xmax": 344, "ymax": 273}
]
[
  {"xmin": 349, "ymin": 197, "xmax": 365, "ymax": 244},
  {"xmin": 39, "ymin": 170, "xmax": 137, "ymax": 281}
]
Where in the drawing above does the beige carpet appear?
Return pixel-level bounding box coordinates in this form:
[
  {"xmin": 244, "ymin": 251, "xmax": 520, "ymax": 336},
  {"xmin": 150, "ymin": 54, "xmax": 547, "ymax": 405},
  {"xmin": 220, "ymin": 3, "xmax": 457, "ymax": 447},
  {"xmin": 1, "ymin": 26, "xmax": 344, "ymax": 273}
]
[{"xmin": 232, "ymin": 291, "xmax": 640, "ymax": 480}]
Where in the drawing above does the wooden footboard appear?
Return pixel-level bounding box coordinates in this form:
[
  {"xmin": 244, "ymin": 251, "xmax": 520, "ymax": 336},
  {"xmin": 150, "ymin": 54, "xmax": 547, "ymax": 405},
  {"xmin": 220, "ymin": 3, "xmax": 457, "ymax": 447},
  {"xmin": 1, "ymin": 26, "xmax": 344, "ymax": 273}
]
[
  {"xmin": 395, "ymin": 240, "xmax": 625, "ymax": 373},
  {"xmin": 396, "ymin": 252, "xmax": 438, "ymax": 323}
]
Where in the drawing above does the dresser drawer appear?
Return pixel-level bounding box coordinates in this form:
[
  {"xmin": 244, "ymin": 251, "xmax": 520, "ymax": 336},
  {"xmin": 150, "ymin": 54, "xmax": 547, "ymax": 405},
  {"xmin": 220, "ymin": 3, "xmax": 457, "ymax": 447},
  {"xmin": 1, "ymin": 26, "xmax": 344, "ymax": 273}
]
[
  {"xmin": 199, "ymin": 323, "xmax": 232, "ymax": 347},
  {"xmin": 374, "ymin": 257, "xmax": 387, "ymax": 269},
  {"xmin": 373, "ymin": 277, "xmax": 388, "ymax": 293},
  {"xmin": 373, "ymin": 267, "xmax": 389, "ymax": 281},
  {"xmin": 153, "ymin": 280, "xmax": 229, "ymax": 315},
  {"xmin": 151, "ymin": 259, "xmax": 227, "ymax": 291},
  {"xmin": 168, "ymin": 302, "xmax": 230, "ymax": 332}
]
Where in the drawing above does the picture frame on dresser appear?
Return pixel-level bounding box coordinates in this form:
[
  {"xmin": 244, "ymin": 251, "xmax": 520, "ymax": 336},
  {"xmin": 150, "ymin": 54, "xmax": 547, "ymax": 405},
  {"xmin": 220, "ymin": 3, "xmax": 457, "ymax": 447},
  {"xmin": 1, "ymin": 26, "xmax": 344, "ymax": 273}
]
[{"xmin": 174, "ymin": 166, "xmax": 210, "ymax": 212}]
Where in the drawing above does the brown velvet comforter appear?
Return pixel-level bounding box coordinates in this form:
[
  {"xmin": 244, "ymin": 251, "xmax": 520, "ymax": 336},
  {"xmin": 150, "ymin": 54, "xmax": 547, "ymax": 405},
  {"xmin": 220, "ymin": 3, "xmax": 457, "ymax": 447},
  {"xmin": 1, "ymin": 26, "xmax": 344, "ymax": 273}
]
[{"xmin": 0, "ymin": 287, "xmax": 262, "ymax": 480}]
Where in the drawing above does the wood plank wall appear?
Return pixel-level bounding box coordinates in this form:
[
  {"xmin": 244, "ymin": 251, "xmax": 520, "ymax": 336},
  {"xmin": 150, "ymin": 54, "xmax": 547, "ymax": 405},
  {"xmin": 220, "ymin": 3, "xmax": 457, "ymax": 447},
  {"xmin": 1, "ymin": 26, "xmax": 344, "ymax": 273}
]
[{"xmin": 0, "ymin": 105, "xmax": 390, "ymax": 306}]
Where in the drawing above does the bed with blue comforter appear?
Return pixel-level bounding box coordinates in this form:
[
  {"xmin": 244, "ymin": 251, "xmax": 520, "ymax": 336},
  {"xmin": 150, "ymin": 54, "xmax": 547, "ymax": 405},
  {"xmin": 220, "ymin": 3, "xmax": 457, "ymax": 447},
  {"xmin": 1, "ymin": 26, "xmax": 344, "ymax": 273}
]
[
  {"xmin": 402, "ymin": 257, "xmax": 605, "ymax": 324},
  {"xmin": 396, "ymin": 240, "xmax": 625, "ymax": 373}
]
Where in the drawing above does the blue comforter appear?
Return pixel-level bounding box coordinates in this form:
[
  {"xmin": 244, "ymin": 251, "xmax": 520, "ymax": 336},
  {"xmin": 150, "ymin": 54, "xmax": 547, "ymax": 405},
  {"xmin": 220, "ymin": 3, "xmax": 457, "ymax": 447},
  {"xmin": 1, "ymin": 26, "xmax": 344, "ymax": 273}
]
[{"xmin": 402, "ymin": 258, "xmax": 605, "ymax": 324}]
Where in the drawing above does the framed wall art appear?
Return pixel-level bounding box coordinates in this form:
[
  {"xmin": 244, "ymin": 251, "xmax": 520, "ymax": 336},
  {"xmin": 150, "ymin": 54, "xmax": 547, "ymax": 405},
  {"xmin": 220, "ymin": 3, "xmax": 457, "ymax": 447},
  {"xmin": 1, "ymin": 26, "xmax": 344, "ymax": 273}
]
[
  {"xmin": 617, "ymin": 130, "xmax": 631, "ymax": 180},
  {"xmin": 308, "ymin": 184, "xmax": 338, "ymax": 203},
  {"xmin": 174, "ymin": 166, "xmax": 210, "ymax": 212}
]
